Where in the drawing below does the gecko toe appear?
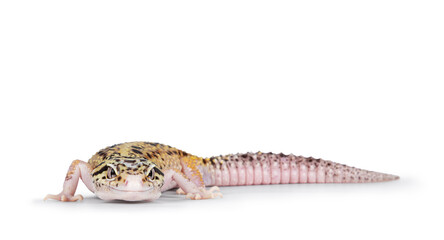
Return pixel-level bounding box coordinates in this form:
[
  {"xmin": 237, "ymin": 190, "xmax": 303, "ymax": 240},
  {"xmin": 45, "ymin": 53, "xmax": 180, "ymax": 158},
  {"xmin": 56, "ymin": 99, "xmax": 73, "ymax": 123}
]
[
  {"xmin": 73, "ymin": 194, "xmax": 84, "ymax": 201},
  {"xmin": 44, "ymin": 194, "xmax": 57, "ymax": 201},
  {"xmin": 61, "ymin": 195, "xmax": 67, "ymax": 202},
  {"xmin": 208, "ymin": 186, "xmax": 220, "ymax": 193}
]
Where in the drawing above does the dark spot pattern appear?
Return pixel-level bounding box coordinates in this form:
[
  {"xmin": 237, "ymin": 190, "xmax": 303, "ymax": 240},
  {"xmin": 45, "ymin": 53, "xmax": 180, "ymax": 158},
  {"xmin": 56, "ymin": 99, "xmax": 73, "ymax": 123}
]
[
  {"xmin": 132, "ymin": 149, "xmax": 143, "ymax": 154},
  {"xmin": 153, "ymin": 167, "xmax": 164, "ymax": 177},
  {"xmin": 93, "ymin": 165, "xmax": 108, "ymax": 176}
]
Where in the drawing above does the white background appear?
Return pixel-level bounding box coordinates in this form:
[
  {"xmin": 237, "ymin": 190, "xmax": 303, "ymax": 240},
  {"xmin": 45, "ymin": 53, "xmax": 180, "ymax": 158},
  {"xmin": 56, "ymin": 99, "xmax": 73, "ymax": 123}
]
[{"xmin": 0, "ymin": 1, "xmax": 443, "ymax": 239}]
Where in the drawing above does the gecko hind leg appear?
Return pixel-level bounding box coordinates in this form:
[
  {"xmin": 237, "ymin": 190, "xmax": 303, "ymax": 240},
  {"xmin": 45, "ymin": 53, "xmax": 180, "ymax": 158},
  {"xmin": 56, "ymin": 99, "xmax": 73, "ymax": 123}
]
[
  {"xmin": 176, "ymin": 186, "xmax": 221, "ymax": 196},
  {"xmin": 44, "ymin": 160, "xmax": 95, "ymax": 202},
  {"xmin": 168, "ymin": 171, "xmax": 222, "ymax": 200},
  {"xmin": 185, "ymin": 186, "xmax": 222, "ymax": 200}
]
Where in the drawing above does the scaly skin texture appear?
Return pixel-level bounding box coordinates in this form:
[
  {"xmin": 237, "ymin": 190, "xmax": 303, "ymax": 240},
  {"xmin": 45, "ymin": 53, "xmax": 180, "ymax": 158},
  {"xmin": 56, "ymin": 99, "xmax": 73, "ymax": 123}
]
[{"xmin": 44, "ymin": 141, "xmax": 399, "ymax": 202}]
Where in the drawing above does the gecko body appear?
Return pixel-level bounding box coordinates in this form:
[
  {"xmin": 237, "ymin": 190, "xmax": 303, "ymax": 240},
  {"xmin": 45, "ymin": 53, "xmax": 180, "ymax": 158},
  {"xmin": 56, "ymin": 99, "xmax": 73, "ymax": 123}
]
[{"xmin": 45, "ymin": 141, "xmax": 399, "ymax": 202}]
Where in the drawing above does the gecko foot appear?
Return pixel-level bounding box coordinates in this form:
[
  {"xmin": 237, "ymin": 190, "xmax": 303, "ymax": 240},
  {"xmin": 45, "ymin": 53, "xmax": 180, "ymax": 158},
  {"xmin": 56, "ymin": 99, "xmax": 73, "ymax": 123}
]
[
  {"xmin": 176, "ymin": 188, "xmax": 186, "ymax": 195},
  {"xmin": 185, "ymin": 186, "xmax": 223, "ymax": 200},
  {"xmin": 44, "ymin": 193, "xmax": 84, "ymax": 202}
]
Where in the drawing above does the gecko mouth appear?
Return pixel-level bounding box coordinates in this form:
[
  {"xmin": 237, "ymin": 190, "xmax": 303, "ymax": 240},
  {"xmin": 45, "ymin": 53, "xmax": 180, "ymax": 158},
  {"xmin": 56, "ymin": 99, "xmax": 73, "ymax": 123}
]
[{"xmin": 109, "ymin": 187, "xmax": 153, "ymax": 193}]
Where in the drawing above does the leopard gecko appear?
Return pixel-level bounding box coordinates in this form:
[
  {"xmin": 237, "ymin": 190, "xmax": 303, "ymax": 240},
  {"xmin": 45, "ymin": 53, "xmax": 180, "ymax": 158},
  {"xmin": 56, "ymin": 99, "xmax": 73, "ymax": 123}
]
[{"xmin": 44, "ymin": 141, "xmax": 399, "ymax": 202}]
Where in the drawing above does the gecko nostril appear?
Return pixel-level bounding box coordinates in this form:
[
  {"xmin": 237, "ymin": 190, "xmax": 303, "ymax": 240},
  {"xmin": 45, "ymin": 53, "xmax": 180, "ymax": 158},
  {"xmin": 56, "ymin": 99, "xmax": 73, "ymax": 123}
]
[{"xmin": 124, "ymin": 177, "xmax": 144, "ymax": 188}]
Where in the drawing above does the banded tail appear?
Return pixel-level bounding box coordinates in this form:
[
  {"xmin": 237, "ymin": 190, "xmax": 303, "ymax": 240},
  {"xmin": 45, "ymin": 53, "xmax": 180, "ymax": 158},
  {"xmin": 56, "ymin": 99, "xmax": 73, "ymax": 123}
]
[{"xmin": 201, "ymin": 152, "xmax": 399, "ymax": 186}]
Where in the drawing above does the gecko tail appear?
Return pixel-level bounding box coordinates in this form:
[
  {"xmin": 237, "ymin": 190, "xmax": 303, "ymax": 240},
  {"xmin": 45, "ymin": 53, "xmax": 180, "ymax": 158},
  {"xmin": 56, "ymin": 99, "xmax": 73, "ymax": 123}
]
[{"xmin": 201, "ymin": 152, "xmax": 399, "ymax": 186}]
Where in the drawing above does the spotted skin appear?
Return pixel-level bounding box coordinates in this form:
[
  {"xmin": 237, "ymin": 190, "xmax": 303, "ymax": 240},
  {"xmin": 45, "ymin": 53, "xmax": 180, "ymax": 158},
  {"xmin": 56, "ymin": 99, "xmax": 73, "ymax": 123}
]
[
  {"xmin": 45, "ymin": 141, "xmax": 399, "ymax": 202},
  {"xmin": 90, "ymin": 142, "xmax": 186, "ymax": 172}
]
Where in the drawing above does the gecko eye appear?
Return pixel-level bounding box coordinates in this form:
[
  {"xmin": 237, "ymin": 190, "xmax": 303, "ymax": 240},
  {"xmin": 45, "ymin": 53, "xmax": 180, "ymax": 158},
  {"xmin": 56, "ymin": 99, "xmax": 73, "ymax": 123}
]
[
  {"xmin": 146, "ymin": 168, "xmax": 155, "ymax": 180},
  {"xmin": 107, "ymin": 166, "xmax": 117, "ymax": 179}
]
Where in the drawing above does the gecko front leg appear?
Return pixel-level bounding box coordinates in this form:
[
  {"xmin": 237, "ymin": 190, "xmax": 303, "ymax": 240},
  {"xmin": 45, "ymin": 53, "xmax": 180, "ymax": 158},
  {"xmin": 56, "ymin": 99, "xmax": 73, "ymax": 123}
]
[{"xmin": 44, "ymin": 160, "xmax": 95, "ymax": 202}]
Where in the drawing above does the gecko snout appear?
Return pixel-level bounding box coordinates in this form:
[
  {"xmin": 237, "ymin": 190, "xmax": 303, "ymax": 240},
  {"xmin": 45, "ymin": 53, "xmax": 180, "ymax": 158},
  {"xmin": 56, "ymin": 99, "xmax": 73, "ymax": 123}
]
[{"xmin": 124, "ymin": 175, "xmax": 145, "ymax": 190}]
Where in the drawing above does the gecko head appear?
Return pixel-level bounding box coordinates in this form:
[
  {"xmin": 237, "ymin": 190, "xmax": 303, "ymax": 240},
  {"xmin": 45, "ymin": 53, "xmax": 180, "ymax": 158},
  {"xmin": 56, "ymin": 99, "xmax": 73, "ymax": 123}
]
[{"xmin": 91, "ymin": 157, "xmax": 164, "ymax": 201}]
